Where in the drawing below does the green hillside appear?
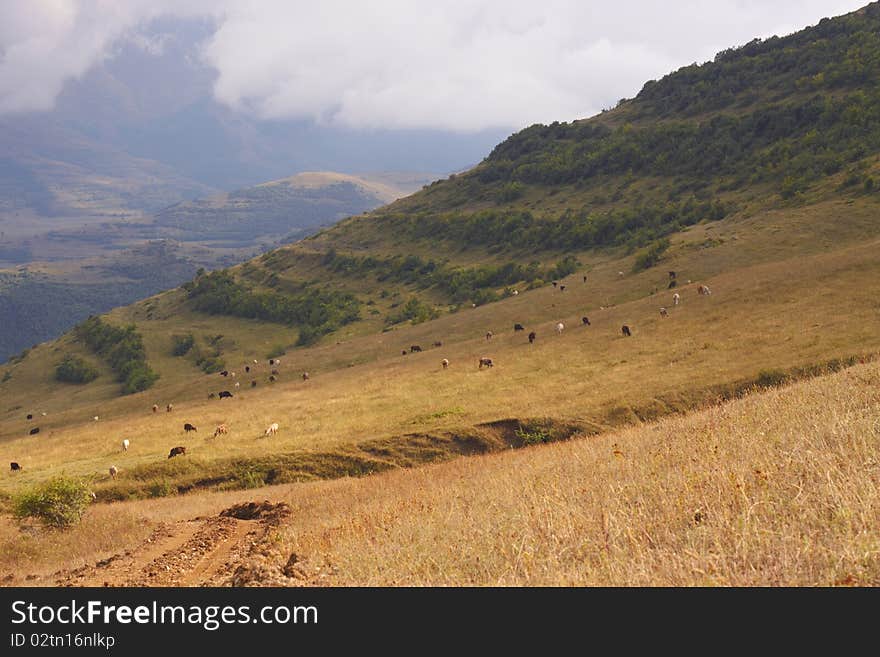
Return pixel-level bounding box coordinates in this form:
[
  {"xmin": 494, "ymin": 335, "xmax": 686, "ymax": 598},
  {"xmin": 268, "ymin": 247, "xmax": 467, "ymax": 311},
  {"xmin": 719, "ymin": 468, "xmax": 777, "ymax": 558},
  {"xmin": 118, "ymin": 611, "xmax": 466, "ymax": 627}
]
[{"xmin": 2, "ymin": 2, "xmax": 880, "ymax": 501}]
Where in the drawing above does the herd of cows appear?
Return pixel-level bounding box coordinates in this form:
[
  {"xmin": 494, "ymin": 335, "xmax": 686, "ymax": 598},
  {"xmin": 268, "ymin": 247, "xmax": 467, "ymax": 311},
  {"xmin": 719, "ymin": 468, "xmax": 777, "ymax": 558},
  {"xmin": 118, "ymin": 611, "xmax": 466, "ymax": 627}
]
[{"xmin": 7, "ymin": 271, "xmax": 713, "ymax": 482}]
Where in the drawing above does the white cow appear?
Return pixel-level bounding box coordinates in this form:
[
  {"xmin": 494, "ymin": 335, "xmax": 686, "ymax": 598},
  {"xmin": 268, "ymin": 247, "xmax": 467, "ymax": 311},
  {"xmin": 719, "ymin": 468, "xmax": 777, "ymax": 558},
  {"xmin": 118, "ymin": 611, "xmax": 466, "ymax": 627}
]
[
  {"xmin": 556, "ymin": 322, "xmax": 565, "ymax": 335},
  {"xmin": 673, "ymin": 292, "xmax": 680, "ymax": 306},
  {"xmin": 121, "ymin": 439, "xmax": 130, "ymax": 451}
]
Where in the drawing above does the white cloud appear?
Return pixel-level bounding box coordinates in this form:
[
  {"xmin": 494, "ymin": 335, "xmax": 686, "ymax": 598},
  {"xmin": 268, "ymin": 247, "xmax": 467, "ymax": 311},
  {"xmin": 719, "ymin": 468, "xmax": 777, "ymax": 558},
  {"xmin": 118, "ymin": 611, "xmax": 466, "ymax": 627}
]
[{"xmin": 0, "ymin": 0, "xmax": 869, "ymax": 129}]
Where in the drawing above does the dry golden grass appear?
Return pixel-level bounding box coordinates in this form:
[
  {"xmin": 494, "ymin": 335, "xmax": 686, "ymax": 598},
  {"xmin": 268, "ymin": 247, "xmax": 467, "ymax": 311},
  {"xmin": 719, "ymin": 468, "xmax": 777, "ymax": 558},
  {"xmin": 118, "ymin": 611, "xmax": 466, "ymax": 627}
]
[{"xmin": 267, "ymin": 359, "xmax": 880, "ymax": 586}]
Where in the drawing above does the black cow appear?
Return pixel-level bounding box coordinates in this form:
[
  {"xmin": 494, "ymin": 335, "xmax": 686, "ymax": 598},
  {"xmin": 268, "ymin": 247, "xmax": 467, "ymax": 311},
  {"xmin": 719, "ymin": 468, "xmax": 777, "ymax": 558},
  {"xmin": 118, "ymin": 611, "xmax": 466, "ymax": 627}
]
[
  {"xmin": 552, "ymin": 281, "xmax": 557, "ymax": 287},
  {"xmin": 668, "ymin": 280, "xmax": 677, "ymax": 289},
  {"xmin": 669, "ymin": 271, "xmax": 677, "ymax": 279},
  {"xmin": 583, "ymin": 275, "xmax": 587, "ymax": 283},
  {"xmin": 528, "ymin": 331, "xmax": 536, "ymax": 344},
  {"xmin": 560, "ymin": 285, "xmax": 566, "ymax": 292},
  {"xmin": 268, "ymin": 375, "xmax": 276, "ymax": 382},
  {"xmin": 478, "ymin": 357, "xmax": 494, "ymax": 369},
  {"xmin": 251, "ymin": 380, "xmax": 257, "ymax": 387},
  {"xmin": 245, "ymin": 366, "xmax": 250, "ymax": 373},
  {"xmin": 168, "ymin": 446, "xmax": 186, "ymax": 459},
  {"xmin": 218, "ymin": 390, "xmax": 234, "ymax": 398},
  {"xmin": 183, "ymin": 423, "xmax": 197, "ymax": 432},
  {"xmin": 10, "ymin": 462, "xmax": 21, "ymax": 472},
  {"xmin": 622, "ymin": 325, "xmax": 632, "ymax": 337},
  {"xmin": 402, "ymin": 350, "xmax": 408, "ymax": 356},
  {"xmin": 514, "ymin": 323, "xmax": 525, "ymax": 332},
  {"xmin": 582, "ymin": 316, "xmax": 591, "ymax": 326},
  {"xmin": 410, "ymin": 345, "xmax": 422, "ymax": 353},
  {"xmin": 432, "ymin": 341, "xmax": 442, "ymax": 347},
  {"xmin": 29, "ymin": 427, "xmax": 39, "ymax": 435},
  {"xmin": 220, "ymin": 370, "xmax": 229, "ymax": 377},
  {"xmin": 26, "ymin": 414, "xmax": 33, "ymax": 420}
]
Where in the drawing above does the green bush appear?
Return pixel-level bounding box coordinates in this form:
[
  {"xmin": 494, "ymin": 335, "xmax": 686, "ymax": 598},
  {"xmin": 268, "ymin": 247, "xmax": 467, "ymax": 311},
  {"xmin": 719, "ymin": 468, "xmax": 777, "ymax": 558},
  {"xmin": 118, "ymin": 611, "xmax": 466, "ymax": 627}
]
[
  {"xmin": 74, "ymin": 316, "xmax": 158, "ymax": 395},
  {"xmin": 632, "ymin": 238, "xmax": 671, "ymax": 272},
  {"xmin": 54, "ymin": 355, "xmax": 99, "ymax": 384},
  {"xmin": 171, "ymin": 333, "xmax": 195, "ymax": 357},
  {"xmin": 266, "ymin": 344, "xmax": 287, "ymax": 359},
  {"xmin": 13, "ymin": 477, "xmax": 94, "ymax": 528}
]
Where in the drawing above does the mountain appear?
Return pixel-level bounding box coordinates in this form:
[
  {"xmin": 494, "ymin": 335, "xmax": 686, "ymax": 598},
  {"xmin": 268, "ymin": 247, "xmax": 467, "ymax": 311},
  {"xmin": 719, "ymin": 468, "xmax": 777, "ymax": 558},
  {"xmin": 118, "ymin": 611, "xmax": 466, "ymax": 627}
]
[{"xmin": 1, "ymin": 3, "xmax": 880, "ymax": 587}]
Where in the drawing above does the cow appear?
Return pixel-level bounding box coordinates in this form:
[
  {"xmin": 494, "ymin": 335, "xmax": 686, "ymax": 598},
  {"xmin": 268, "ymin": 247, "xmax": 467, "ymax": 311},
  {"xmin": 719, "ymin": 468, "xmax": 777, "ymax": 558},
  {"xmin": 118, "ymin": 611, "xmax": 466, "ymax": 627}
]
[
  {"xmin": 220, "ymin": 370, "xmax": 229, "ymax": 377},
  {"xmin": 218, "ymin": 390, "xmax": 233, "ymax": 398},
  {"xmin": 583, "ymin": 275, "xmax": 588, "ymax": 283},
  {"xmin": 669, "ymin": 271, "xmax": 677, "ymax": 280},
  {"xmin": 485, "ymin": 332, "xmax": 493, "ymax": 341},
  {"xmin": 668, "ymin": 280, "xmax": 677, "ymax": 289},
  {"xmin": 618, "ymin": 271, "xmax": 624, "ymax": 277},
  {"xmin": 552, "ymin": 281, "xmax": 558, "ymax": 287},
  {"xmin": 213, "ymin": 424, "xmax": 229, "ymax": 438},
  {"xmin": 29, "ymin": 427, "xmax": 39, "ymax": 435},
  {"xmin": 512, "ymin": 289, "xmax": 519, "ymax": 296},
  {"xmin": 402, "ymin": 350, "xmax": 408, "ymax": 356},
  {"xmin": 271, "ymin": 369, "xmax": 279, "ymax": 375},
  {"xmin": 109, "ymin": 465, "xmax": 118, "ymax": 479},
  {"xmin": 269, "ymin": 375, "xmax": 276, "ymax": 382},
  {"xmin": 514, "ymin": 324, "xmax": 525, "ymax": 332},
  {"xmin": 26, "ymin": 413, "xmax": 32, "ymax": 420},
  {"xmin": 622, "ymin": 325, "xmax": 632, "ymax": 337},
  {"xmin": 209, "ymin": 392, "xmax": 216, "ymax": 399},
  {"xmin": 122, "ymin": 439, "xmax": 130, "ymax": 451},
  {"xmin": 166, "ymin": 404, "xmax": 173, "ymax": 413},
  {"xmin": 441, "ymin": 358, "xmax": 449, "ymax": 370},
  {"xmin": 245, "ymin": 366, "xmax": 250, "ymax": 373},
  {"xmin": 93, "ymin": 416, "xmax": 99, "ymax": 421},
  {"xmin": 433, "ymin": 341, "xmax": 442, "ymax": 347},
  {"xmin": 673, "ymin": 292, "xmax": 681, "ymax": 306},
  {"xmin": 698, "ymin": 284, "xmax": 712, "ymax": 296},
  {"xmin": 560, "ymin": 285, "xmax": 566, "ymax": 292},
  {"xmin": 581, "ymin": 316, "xmax": 591, "ymax": 326},
  {"xmin": 556, "ymin": 322, "xmax": 564, "ymax": 335},
  {"xmin": 234, "ymin": 382, "xmax": 240, "ymax": 389},
  {"xmin": 479, "ymin": 357, "xmax": 494, "ymax": 369},
  {"xmin": 152, "ymin": 404, "xmax": 158, "ymax": 413},
  {"xmin": 528, "ymin": 331, "xmax": 536, "ymax": 344},
  {"xmin": 660, "ymin": 307, "xmax": 669, "ymax": 318},
  {"xmin": 264, "ymin": 423, "xmax": 279, "ymax": 436},
  {"xmin": 251, "ymin": 380, "xmax": 258, "ymax": 387},
  {"xmin": 410, "ymin": 345, "xmax": 422, "ymax": 353},
  {"xmin": 168, "ymin": 446, "xmax": 186, "ymax": 459},
  {"xmin": 184, "ymin": 423, "xmax": 197, "ymax": 433},
  {"xmin": 10, "ymin": 462, "xmax": 21, "ymax": 472},
  {"xmin": 302, "ymin": 372, "xmax": 310, "ymax": 381}
]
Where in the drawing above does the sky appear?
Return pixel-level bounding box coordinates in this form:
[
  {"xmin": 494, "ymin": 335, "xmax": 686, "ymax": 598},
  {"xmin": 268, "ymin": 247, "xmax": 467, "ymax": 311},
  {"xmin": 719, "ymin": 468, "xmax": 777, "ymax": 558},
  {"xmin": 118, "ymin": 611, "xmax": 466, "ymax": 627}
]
[{"xmin": 0, "ymin": 0, "xmax": 870, "ymax": 132}]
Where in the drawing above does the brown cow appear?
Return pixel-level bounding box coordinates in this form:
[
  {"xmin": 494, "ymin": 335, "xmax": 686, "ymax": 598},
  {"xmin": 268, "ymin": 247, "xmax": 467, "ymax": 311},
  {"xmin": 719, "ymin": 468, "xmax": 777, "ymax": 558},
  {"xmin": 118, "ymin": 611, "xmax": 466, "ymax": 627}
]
[{"xmin": 168, "ymin": 446, "xmax": 186, "ymax": 458}]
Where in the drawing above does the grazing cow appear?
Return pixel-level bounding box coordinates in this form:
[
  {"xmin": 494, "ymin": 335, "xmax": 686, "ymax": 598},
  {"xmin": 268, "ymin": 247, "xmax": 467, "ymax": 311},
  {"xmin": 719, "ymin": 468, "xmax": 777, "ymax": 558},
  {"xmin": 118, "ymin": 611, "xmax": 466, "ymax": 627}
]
[
  {"xmin": 528, "ymin": 331, "xmax": 536, "ymax": 344},
  {"xmin": 219, "ymin": 390, "xmax": 233, "ymax": 398},
  {"xmin": 213, "ymin": 424, "xmax": 229, "ymax": 438},
  {"xmin": 122, "ymin": 439, "xmax": 130, "ymax": 451},
  {"xmin": 514, "ymin": 323, "xmax": 525, "ymax": 332},
  {"xmin": 583, "ymin": 275, "xmax": 588, "ymax": 283},
  {"xmin": 485, "ymin": 332, "xmax": 493, "ymax": 341},
  {"xmin": 669, "ymin": 271, "xmax": 677, "ymax": 280},
  {"xmin": 552, "ymin": 281, "xmax": 558, "ymax": 287},
  {"xmin": 478, "ymin": 357, "xmax": 494, "ymax": 369},
  {"xmin": 152, "ymin": 404, "xmax": 158, "ymax": 413},
  {"xmin": 668, "ymin": 280, "xmax": 677, "ymax": 289},
  {"xmin": 618, "ymin": 271, "xmax": 624, "ymax": 277},
  {"xmin": 109, "ymin": 465, "xmax": 118, "ymax": 479},
  {"xmin": 10, "ymin": 462, "xmax": 21, "ymax": 472},
  {"xmin": 184, "ymin": 423, "xmax": 197, "ymax": 433},
  {"xmin": 168, "ymin": 446, "xmax": 186, "ymax": 459},
  {"xmin": 29, "ymin": 427, "xmax": 39, "ymax": 435},
  {"xmin": 556, "ymin": 322, "xmax": 564, "ymax": 335},
  {"xmin": 93, "ymin": 416, "xmax": 99, "ymax": 421},
  {"xmin": 269, "ymin": 375, "xmax": 276, "ymax": 382},
  {"xmin": 166, "ymin": 404, "xmax": 173, "ymax": 413},
  {"xmin": 245, "ymin": 366, "xmax": 250, "ymax": 373},
  {"xmin": 582, "ymin": 316, "xmax": 591, "ymax": 326},
  {"xmin": 512, "ymin": 289, "xmax": 519, "ymax": 296},
  {"xmin": 302, "ymin": 372, "xmax": 310, "ymax": 381},
  {"xmin": 230, "ymin": 371, "xmax": 236, "ymax": 378},
  {"xmin": 622, "ymin": 325, "xmax": 632, "ymax": 337},
  {"xmin": 560, "ymin": 285, "xmax": 566, "ymax": 292},
  {"xmin": 253, "ymin": 360, "xmax": 259, "ymax": 364},
  {"xmin": 26, "ymin": 413, "xmax": 32, "ymax": 420},
  {"xmin": 234, "ymin": 382, "xmax": 240, "ymax": 389},
  {"xmin": 698, "ymin": 284, "xmax": 712, "ymax": 296},
  {"xmin": 660, "ymin": 307, "xmax": 669, "ymax": 318},
  {"xmin": 265, "ymin": 422, "xmax": 279, "ymax": 436},
  {"xmin": 271, "ymin": 369, "xmax": 279, "ymax": 375},
  {"xmin": 251, "ymin": 380, "xmax": 257, "ymax": 387},
  {"xmin": 433, "ymin": 341, "xmax": 443, "ymax": 347},
  {"xmin": 402, "ymin": 350, "xmax": 408, "ymax": 356},
  {"xmin": 673, "ymin": 292, "xmax": 681, "ymax": 306},
  {"xmin": 220, "ymin": 370, "xmax": 229, "ymax": 377},
  {"xmin": 410, "ymin": 345, "xmax": 423, "ymax": 353},
  {"xmin": 268, "ymin": 359, "xmax": 275, "ymax": 366},
  {"xmin": 441, "ymin": 358, "xmax": 449, "ymax": 370}
]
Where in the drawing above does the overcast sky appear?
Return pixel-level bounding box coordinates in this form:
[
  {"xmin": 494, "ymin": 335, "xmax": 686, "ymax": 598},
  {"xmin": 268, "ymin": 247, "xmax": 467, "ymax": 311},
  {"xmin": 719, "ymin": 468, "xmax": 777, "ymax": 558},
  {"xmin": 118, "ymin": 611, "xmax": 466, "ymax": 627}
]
[{"xmin": 0, "ymin": 0, "xmax": 869, "ymax": 131}]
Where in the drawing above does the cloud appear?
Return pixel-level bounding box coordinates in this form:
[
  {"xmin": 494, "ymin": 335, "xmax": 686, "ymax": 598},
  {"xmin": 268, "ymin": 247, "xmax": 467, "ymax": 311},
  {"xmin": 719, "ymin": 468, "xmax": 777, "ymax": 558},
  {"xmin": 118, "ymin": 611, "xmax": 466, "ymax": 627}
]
[{"xmin": 0, "ymin": 0, "xmax": 869, "ymax": 129}]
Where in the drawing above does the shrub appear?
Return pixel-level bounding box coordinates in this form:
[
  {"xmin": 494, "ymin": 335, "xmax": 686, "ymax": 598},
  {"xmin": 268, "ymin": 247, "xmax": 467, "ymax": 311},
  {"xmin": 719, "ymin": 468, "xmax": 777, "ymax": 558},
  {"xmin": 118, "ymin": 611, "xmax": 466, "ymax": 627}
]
[
  {"xmin": 756, "ymin": 369, "xmax": 788, "ymax": 388},
  {"xmin": 266, "ymin": 344, "xmax": 286, "ymax": 359},
  {"xmin": 54, "ymin": 355, "xmax": 99, "ymax": 384},
  {"xmin": 13, "ymin": 477, "xmax": 94, "ymax": 528},
  {"xmin": 632, "ymin": 238, "xmax": 671, "ymax": 272},
  {"xmin": 171, "ymin": 334, "xmax": 195, "ymax": 357}
]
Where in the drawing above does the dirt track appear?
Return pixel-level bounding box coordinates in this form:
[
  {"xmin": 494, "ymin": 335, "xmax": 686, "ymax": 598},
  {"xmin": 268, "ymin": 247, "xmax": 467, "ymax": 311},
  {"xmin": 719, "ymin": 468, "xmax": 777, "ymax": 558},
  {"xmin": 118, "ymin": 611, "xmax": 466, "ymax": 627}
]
[{"xmin": 55, "ymin": 501, "xmax": 293, "ymax": 587}]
